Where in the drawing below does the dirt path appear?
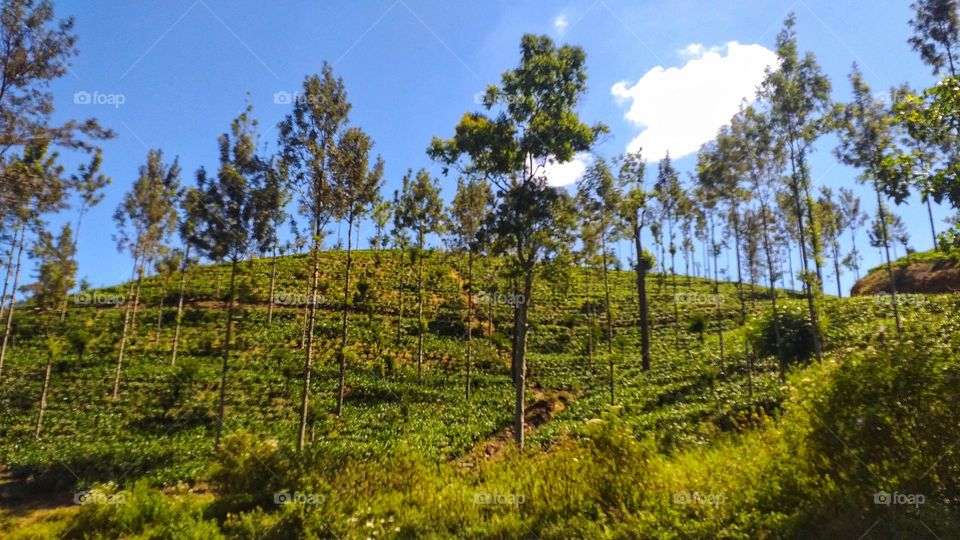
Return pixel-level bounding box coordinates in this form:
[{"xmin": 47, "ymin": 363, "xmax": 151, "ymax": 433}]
[{"xmin": 457, "ymin": 386, "xmax": 574, "ymax": 470}]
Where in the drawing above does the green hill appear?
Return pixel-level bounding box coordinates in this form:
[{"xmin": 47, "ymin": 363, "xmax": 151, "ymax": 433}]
[{"xmin": 1, "ymin": 249, "xmax": 958, "ymax": 538}]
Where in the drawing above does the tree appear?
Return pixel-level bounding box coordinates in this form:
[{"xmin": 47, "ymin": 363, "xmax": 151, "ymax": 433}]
[
  {"xmin": 616, "ymin": 150, "xmax": 653, "ymax": 372},
  {"xmin": 449, "ymin": 176, "xmax": 493, "ymax": 400},
  {"xmin": 278, "ymin": 64, "xmax": 351, "ymax": 452},
  {"xmin": 190, "ymin": 104, "xmax": 270, "ymax": 450},
  {"xmin": 577, "ymin": 157, "xmax": 620, "ymax": 403},
  {"xmin": 152, "ymin": 251, "xmax": 181, "ymax": 344},
  {"xmin": 396, "ymin": 168, "xmax": 444, "ymax": 384},
  {"xmin": 331, "ymin": 127, "xmax": 384, "ymax": 415},
  {"xmin": 869, "ymin": 203, "xmax": 911, "ymax": 259},
  {"xmin": 254, "ymin": 159, "xmax": 290, "ymax": 327},
  {"xmin": 170, "ymin": 187, "xmax": 202, "ymax": 366},
  {"xmin": 69, "ymin": 149, "xmax": 109, "ymax": 247},
  {"xmin": 26, "ymin": 224, "xmax": 75, "ymax": 439},
  {"xmin": 909, "ymin": 0, "xmax": 960, "ymax": 76},
  {"xmin": 430, "ymin": 34, "xmax": 605, "ymax": 449},
  {"xmin": 834, "ymin": 68, "xmax": 904, "ymax": 336},
  {"xmin": 815, "ymin": 187, "xmax": 846, "ymax": 297},
  {"xmin": 369, "ymin": 199, "xmax": 392, "ymax": 252},
  {"xmin": 112, "ymin": 149, "xmax": 181, "ymax": 398},
  {"xmin": 760, "ymin": 13, "xmax": 831, "ymax": 362},
  {"xmin": 838, "ymin": 187, "xmax": 867, "ymax": 281}
]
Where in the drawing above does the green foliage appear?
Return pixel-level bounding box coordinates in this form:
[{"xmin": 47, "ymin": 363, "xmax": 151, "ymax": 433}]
[{"xmin": 751, "ymin": 305, "xmax": 819, "ymax": 366}]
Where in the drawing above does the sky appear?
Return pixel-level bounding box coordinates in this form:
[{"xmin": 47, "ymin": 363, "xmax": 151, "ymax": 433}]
[{"xmin": 37, "ymin": 0, "xmax": 945, "ymax": 296}]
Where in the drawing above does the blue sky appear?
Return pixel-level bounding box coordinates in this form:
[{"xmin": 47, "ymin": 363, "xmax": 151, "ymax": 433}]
[{"xmin": 43, "ymin": 0, "xmax": 944, "ymax": 295}]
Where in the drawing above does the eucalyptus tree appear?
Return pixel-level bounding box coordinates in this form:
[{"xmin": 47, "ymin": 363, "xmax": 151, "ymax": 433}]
[
  {"xmin": 693, "ymin": 182, "xmax": 727, "ymax": 372},
  {"xmin": 834, "ymin": 68, "xmax": 904, "ymax": 336},
  {"xmin": 655, "ymin": 153, "xmax": 689, "ymax": 339},
  {"xmin": 277, "ymin": 64, "xmax": 351, "ymax": 451},
  {"xmin": 909, "ymin": 0, "xmax": 960, "ymax": 77},
  {"xmin": 430, "ymin": 34, "xmax": 605, "ymax": 448},
  {"xmin": 616, "ymin": 150, "xmax": 653, "ymax": 371},
  {"xmin": 254, "ymin": 160, "xmax": 290, "ymax": 327},
  {"xmin": 578, "ymin": 157, "xmax": 620, "ymax": 404},
  {"xmin": 28, "ymin": 224, "xmax": 75, "ymax": 439},
  {"xmin": 331, "ymin": 127, "xmax": 384, "ymax": 415},
  {"xmin": 111, "ymin": 149, "xmax": 180, "ymax": 398},
  {"xmin": 190, "ymin": 104, "xmax": 271, "ymax": 450},
  {"xmin": 760, "ymin": 13, "xmax": 831, "ymax": 362},
  {"xmin": 449, "ymin": 176, "xmax": 494, "ymax": 400},
  {"xmin": 869, "ymin": 203, "xmax": 911, "ymax": 259},
  {"xmin": 0, "ymin": 143, "xmax": 67, "ymax": 378},
  {"xmin": 170, "ymin": 187, "xmax": 202, "ymax": 366},
  {"xmin": 838, "ymin": 187, "xmax": 867, "ymax": 281},
  {"xmin": 369, "ymin": 199, "xmax": 392, "ymax": 252},
  {"xmin": 396, "ymin": 168, "xmax": 444, "ymax": 384},
  {"xmin": 815, "ymin": 187, "xmax": 846, "ymax": 297}
]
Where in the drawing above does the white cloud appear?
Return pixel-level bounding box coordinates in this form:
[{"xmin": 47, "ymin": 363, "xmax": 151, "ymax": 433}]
[
  {"xmin": 554, "ymin": 14, "xmax": 569, "ymax": 35},
  {"xmin": 612, "ymin": 41, "xmax": 777, "ymax": 161},
  {"xmin": 542, "ymin": 152, "xmax": 591, "ymax": 187}
]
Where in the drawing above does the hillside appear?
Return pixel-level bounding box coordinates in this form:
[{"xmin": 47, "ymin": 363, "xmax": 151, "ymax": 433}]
[
  {"xmin": 2, "ymin": 248, "xmax": 958, "ymax": 537},
  {"xmin": 851, "ymin": 250, "xmax": 960, "ymax": 296}
]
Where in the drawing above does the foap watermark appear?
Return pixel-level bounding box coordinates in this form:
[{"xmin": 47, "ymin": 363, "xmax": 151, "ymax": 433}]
[
  {"xmin": 73, "ymin": 90, "xmax": 126, "ymax": 108},
  {"xmin": 672, "ymin": 490, "xmax": 724, "ymax": 506},
  {"xmin": 874, "ymin": 490, "xmax": 925, "ymax": 508},
  {"xmin": 473, "ymin": 491, "xmax": 525, "ymax": 506},
  {"xmin": 273, "ymin": 90, "xmax": 330, "ymax": 107},
  {"xmin": 73, "ymin": 291, "xmax": 125, "ymax": 306},
  {"xmin": 74, "ymin": 490, "xmax": 127, "ymax": 506},
  {"xmin": 872, "ymin": 293, "xmax": 927, "ymax": 307},
  {"xmin": 273, "ymin": 291, "xmax": 325, "ymax": 307},
  {"xmin": 476, "ymin": 291, "xmax": 525, "ymax": 306},
  {"xmin": 273, "ymin": 491, "xmax": 325, "ymax": 505},
  {"xmin": 674, "ymin": 292, "xmax": 724, "ymax": 305}
]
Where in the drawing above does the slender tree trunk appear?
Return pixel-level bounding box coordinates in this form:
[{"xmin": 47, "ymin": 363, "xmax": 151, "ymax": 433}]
[
  {"xmin": 297, "ymin": 223, "xmax": 322, "ymax": 452},
  {"xmin": 755, "ymin": 187, "xmax": 785, "ymax": 378},
  {"xmin": 171, "ymin": 244, "xmax": 190, "ymax": 365},
  {"xmin": 710, "ymin": 216, "xmax": 725, "ymax": 374},
  {"xmin": 634, "ymin": 226, "xmax": 651, "ymax": 371},
  {"xmin": 35, "ymin": 352, "xmax": 53, "ymax": 440},
  {"xmin": 267, "ymin": 242, "xmax": 278, "ymax": 325},
  {"xmin": 113, "ymin": 251, "xmax": 141, "ymax": 399},
  {"xmin": 787, "ymin": 141, "xmax": 824, "ymax": 362},
  {"xmin": 586, "ymin": 271, "xmax": 595, "ymax": 369},
  {"xmin": 601, "ymin": 229, "xmax": 614, "ymax": 405},
  {"xmin": 336, "ymin": 217, "xmax": 354, "ymax": 416},
  {"xmin": 670, "ymin": 221, "xmax": 681, "ymax": 348},
  {"xmin": 732, "ymin": 211, "xmax": 747, "ymax": 325},
  {"xmin": 416, "ymin": 241, "xmax": 425, "ymax": 384},
  {"xmin": 513, "ymin": 270, "xmax": 533, "ymax": 450},
  {"xmin": 850, "ymin": 228, "xmax": 861, "ymax": 281},
  {"xmin": 876, "ymin": 187, "xmax": 903, "ymax": 337},
  {"xmin": 832, "ymin": 236, "xmax": 843, "ymax": 298},
  {"xmin": 926, "ymin": 197, "xmax": 938, "ymax": 250},
  {"xmin": 0, "ymin": 225, "xmax": 19, "ymax": 327},
  {"xmin": 214, "ymin": 258, "xmax": 239, "ymax": 451},
  {"xmin": 465, "ymin": 250, "xmax": 473, "ymax": 400},
  {"xmin": 0, "ymin": 229, "xmax": 26, "ymax": 380},
  {"xmin": 130, "ymin": 263, "xmax": 144, "ymax": 335}
]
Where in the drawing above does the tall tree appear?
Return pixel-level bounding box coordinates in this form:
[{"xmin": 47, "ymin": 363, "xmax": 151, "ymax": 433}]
[
  {"xmin": 170, "ymin": 187, "xmax": 201, "ymax": 366},
  {"xmin": 396, "ymin": 168, "xmax": 444, "ymax": 384},
  {"xmin": 430, "ymin": 34, "xmax": 604, "ymax": 449},
  {"xmin": 112, "ymin": 149, "xmax": 180, "ymax": 398},
  {"xmin": 838, "ymin": 187, "xmax": 867, "ymax": 281},
  {"xmin": 449, "ymin": 176, "xmax": 493, "ymax": 400},
  {"xmin": 909, "ymin": 0, "xmax": 960, "ymax": 77},
  {"xmin": 616, "ymin": 150, "xmax": 653, "ymax": 372},
  {"xmin": 331, "ymin": 127, "xmax": 384, "ymax": 415},
  {"xmin": 26, "ymin": 224, "xmax": 75, "ymax": 439},
  {"xmin": 815, "ymin": 187, "xmax": 846, "ymax": 297},
  {"xmin": 278, "ymin": 64, "xmax": 350, "ymax": 452},
  {"xmin": 190, "ymin": 104, "xmax": 270, "ymax": 450},
  {"xmin": 578, "ymin": 157, "xmax": 620, "ymax": 404},
  {"xmin": 760, "ymin": 13, "xmax": 831, "ymax": 362},
  {"xmin": 834, "ymin": 68, "xmax": 904, "ymax": 336},
  {"xmin": 254, "ymin": 159, "xmax": 290, "ymax": 327}
]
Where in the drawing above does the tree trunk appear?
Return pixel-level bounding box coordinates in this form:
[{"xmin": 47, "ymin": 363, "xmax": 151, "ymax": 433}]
[
  {"xmin": 634, "ymin": 226, "xmax": 651, "ymax": 371},
  {"xmin": 755, "ymin": 188, "xmax": 785, "ymax": 377},
  {"xmin": 710, "ymin": 216, "xmax": 725, "ymax": 374},
  {"xmin": 465, "ymin": 250, "xmax": 473, "ymax": 401},
  {"xmin": 416, "ymin": 242, "xmax": 425, "ymax": 384},
  {"xmin": 876, "ymin": 187, "xmax": 902, "ymax": 337},
  {"xmin": 336, "ymin": 218, "xmax": 354, "ymax": 416},
  {"xmin": 35, "ymin": 354, "xmax": 53, "ymax": 440},
  {"xmin": 213, "ymin": 258, "xmax": 239, "ymax": 451},
  {"xmin": 297, "ymin": 223, "xmax": 323, "ymax": 452},
  {"xmin": 832, "ymin": 236, "xmax": 843, "ymax": 298},
  {"xmin": 788, "ymin": 141, "xmax": 824, "ymax": 362},
  {"xmin": 926, "ymin": 197, "xmax": 938, "ymax": 250},
  {"xmin": 600, "ymin": 227, "xmax": 614, "ymax": 405},
  {"xmin": 268, "ymin": 242, "xmax": 278, "ymax": 325},
  {"xmin": 0, "ymin": 225, "xmax": 24, "ymax": 379},
  {"xmin": 171, "ymin": 244, "xmax": 190, "ymax": 366},
  {"xmin": 112, "ymin": 251, "xmax": 142, "ymax": 399},
  {"xmin": 130, "ymin": 263, "xmax": 145, "ymax": 335},
  {"xmin": 732, "ymin": 211, "xmax": 747, "ymax": 325},
  {"xmin": 513, "ymin": 271, "xmax": 533, "ymax": 450},
  {"xmin": 0, "ymin": 225, "xmax": 19, "ymax": 328}
]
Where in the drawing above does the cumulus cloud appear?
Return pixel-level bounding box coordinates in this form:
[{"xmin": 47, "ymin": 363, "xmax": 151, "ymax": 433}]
[
  {"xmin": 542, "ymin": 152, "xmax": 591, "ymax": 187},
  {"xmin": 554, "ymin": 14, "xmax": 569, "ymax": 35},
  {"xmin": 612, "ymin": 41, "xmax": 777, "ymax": 161}
]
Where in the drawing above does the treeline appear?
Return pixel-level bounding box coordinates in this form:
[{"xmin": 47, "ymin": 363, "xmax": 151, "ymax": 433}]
[{"xmin": 2, "ymin": 0, "xmax": 960, "ymax": 451}]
